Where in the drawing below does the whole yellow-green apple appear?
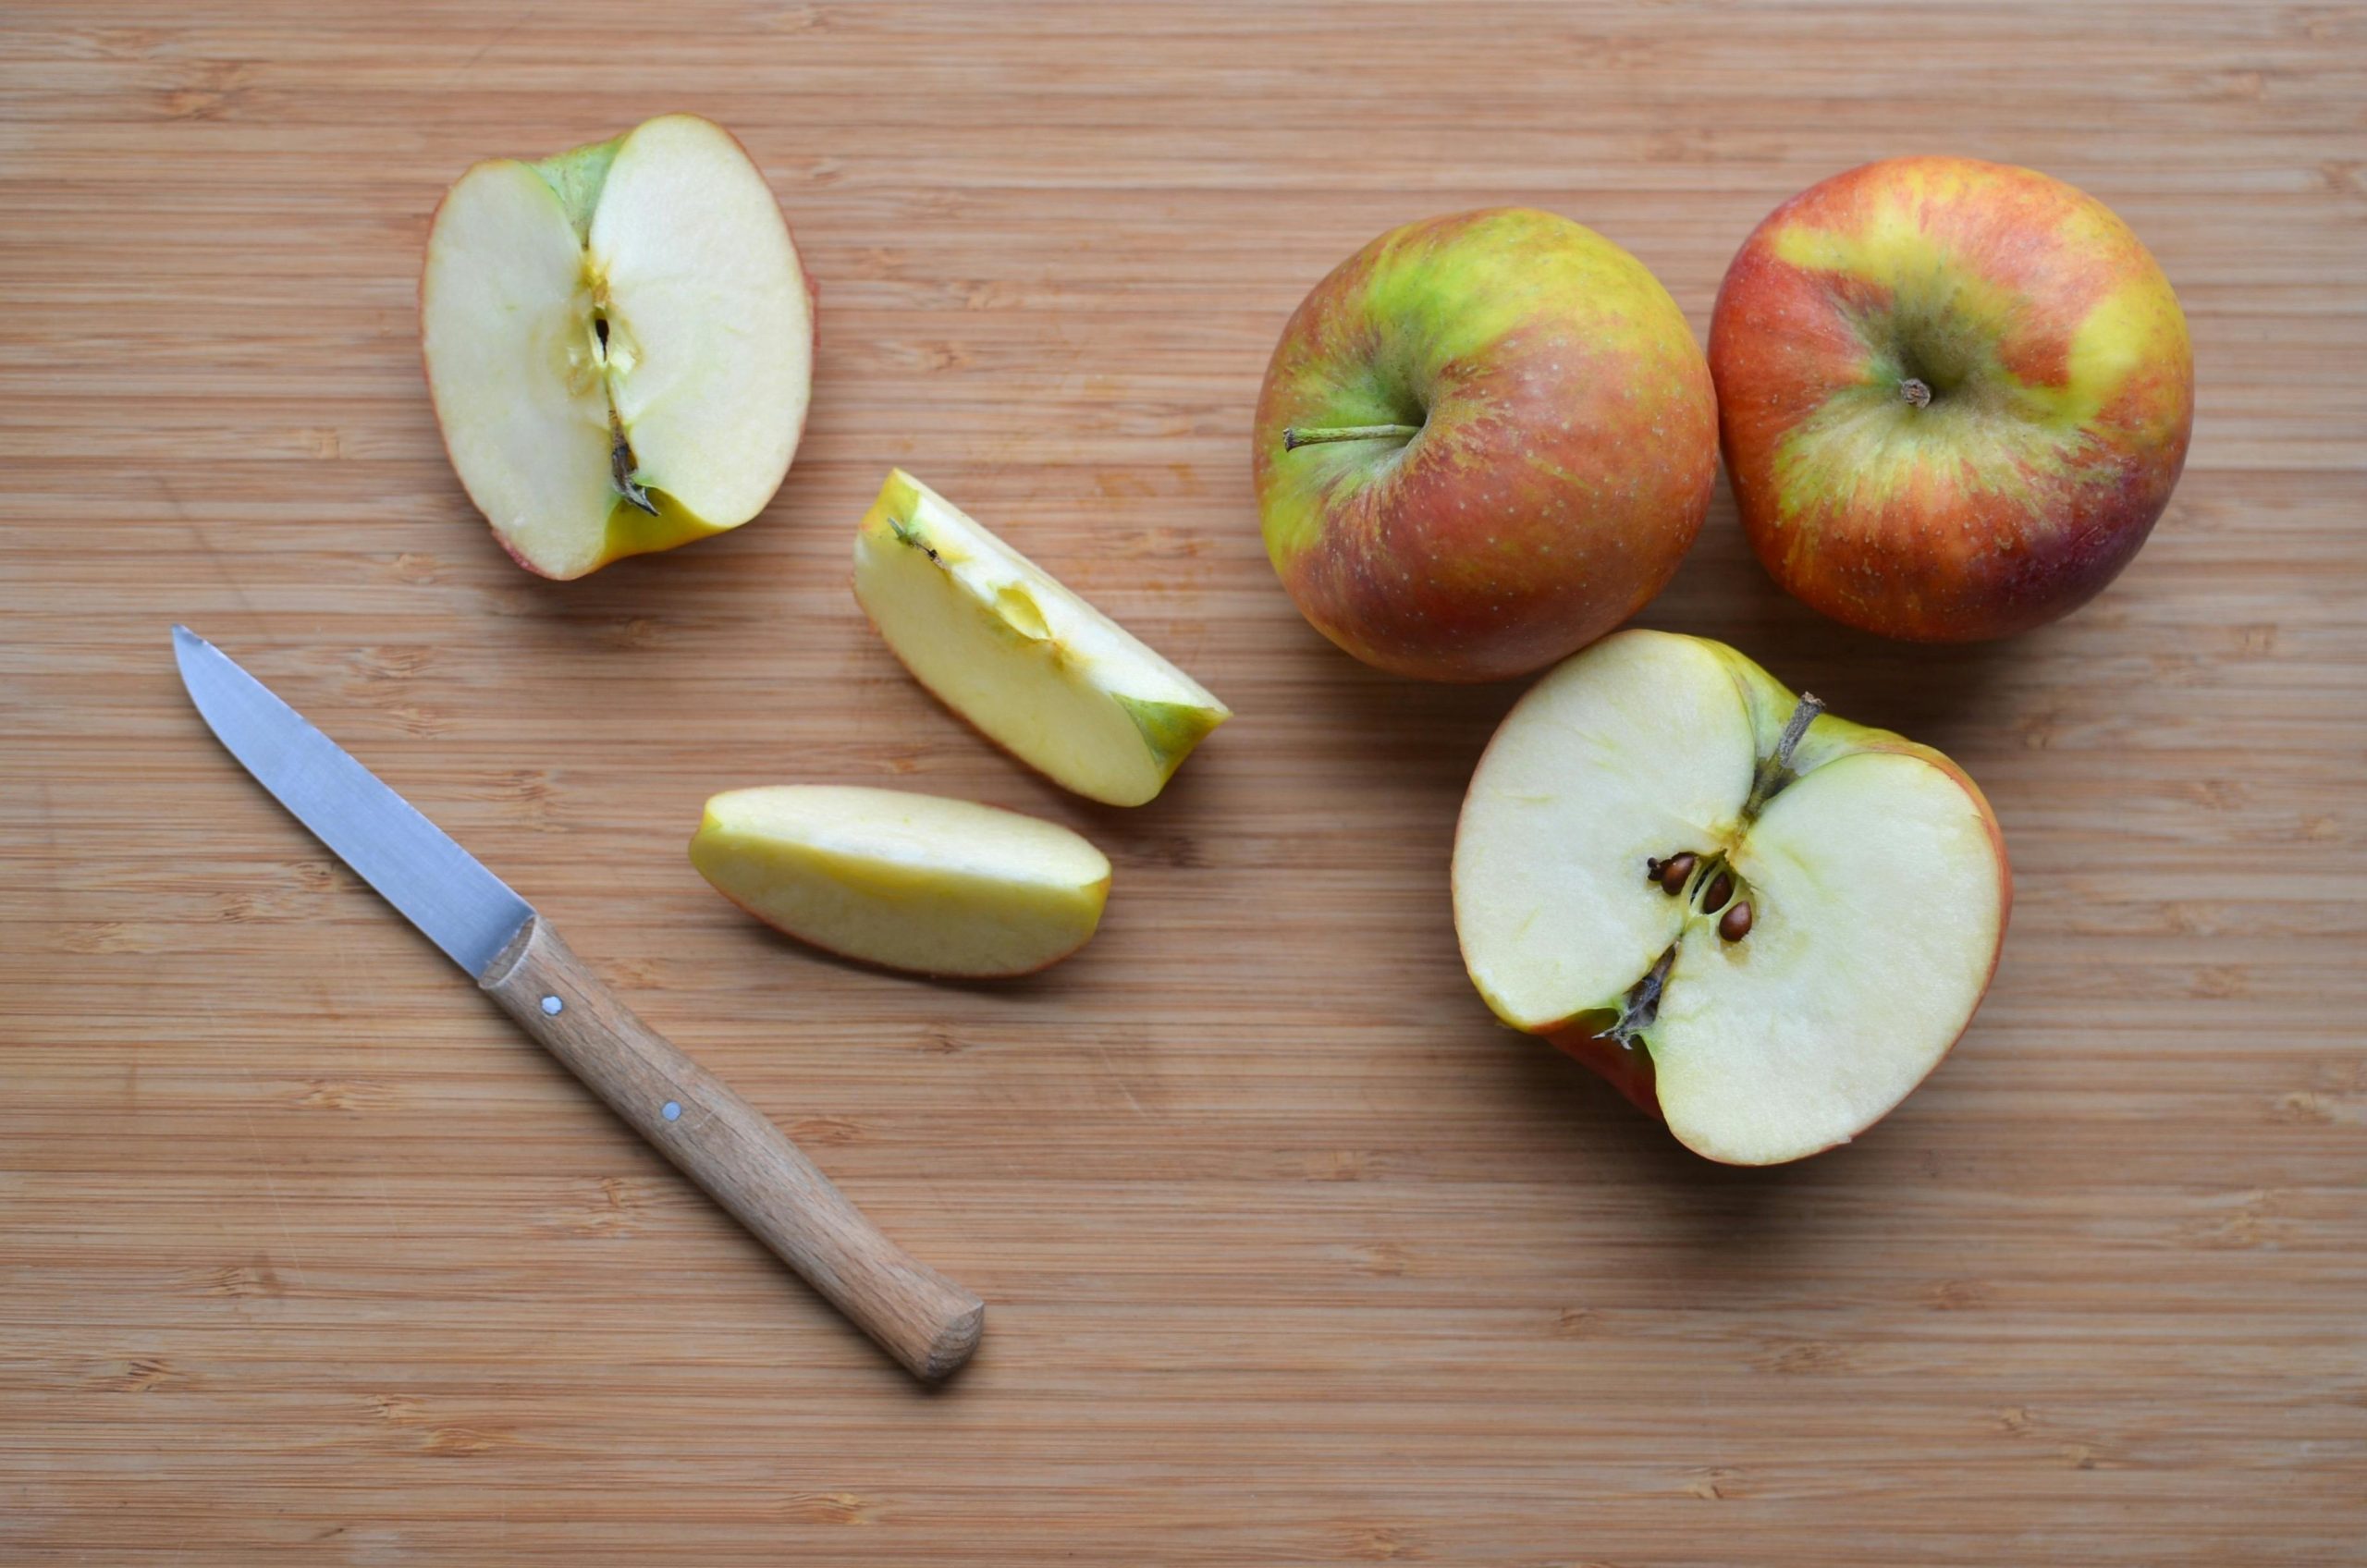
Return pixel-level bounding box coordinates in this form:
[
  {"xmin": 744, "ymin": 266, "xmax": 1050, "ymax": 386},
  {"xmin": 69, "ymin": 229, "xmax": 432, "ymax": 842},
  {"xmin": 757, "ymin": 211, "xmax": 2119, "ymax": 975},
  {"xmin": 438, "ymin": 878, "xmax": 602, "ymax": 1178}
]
[
  {"xmin": 1253, "ymin": 209, "xmax": 1718, "ymax": 683},
  {"xmin": 1709, "ymin": 157, "xmax": 2193, "ymax": 641}
]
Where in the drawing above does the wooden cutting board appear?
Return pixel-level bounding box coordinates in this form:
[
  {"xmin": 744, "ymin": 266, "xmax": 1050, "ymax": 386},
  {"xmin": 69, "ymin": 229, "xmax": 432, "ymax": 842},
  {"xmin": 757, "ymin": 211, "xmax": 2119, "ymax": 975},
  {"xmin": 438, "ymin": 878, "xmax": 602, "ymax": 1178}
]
[{"xmin": 4, "ymin": 4, "xmax": 2361, "ymax": 1562}]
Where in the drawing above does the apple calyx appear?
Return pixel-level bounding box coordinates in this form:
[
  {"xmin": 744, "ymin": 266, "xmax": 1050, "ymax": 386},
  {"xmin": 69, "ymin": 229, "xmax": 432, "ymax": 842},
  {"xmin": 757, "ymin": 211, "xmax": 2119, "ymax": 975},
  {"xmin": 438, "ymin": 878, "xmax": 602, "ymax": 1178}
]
[
  {"xmin": 607, "ymin": 410, "xmax": 656, "ymax": 515},
  {"xmin": 1280, "ymin": 422, "xmax": 1423, "ymax": 451},
  {"xmin": 1899, "ymin": 376, "xmax": 1934, "ymax": 408},
  {"xmin": 1601, "ymin": 944, "xmax": 1676, "ymax": 1049}
]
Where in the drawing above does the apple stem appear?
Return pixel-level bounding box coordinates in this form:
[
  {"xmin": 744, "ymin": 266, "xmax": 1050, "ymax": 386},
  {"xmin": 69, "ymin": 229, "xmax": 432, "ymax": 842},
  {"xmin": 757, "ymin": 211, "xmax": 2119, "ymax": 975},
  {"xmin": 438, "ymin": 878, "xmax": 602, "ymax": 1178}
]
[
  {"xmin": 1900, "ymin": 377, "xmax": 1933, "ymax": 409},
  {"xmin": 1745, "ymin": 692, "xmax": 1825, "ymax": 818},
  {"xmin": 1282, "ymin": 423, "xmax": 1422, "ymax": 452}
]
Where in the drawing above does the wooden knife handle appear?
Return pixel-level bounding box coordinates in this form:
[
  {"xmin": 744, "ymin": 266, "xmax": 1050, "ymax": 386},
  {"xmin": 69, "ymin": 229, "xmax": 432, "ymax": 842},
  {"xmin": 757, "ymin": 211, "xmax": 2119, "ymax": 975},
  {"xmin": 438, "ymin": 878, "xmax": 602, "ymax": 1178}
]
[{"xmin": 479, "ymin": 915, "xmax": 983, "ymax": 1382}]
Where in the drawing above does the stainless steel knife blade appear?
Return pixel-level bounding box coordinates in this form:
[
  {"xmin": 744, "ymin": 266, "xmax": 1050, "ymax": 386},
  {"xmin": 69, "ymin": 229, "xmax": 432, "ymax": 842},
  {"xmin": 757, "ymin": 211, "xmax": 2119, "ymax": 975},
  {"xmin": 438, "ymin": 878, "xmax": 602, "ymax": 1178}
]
[{"xmin": 172, "ymin": 625, "xmax": 534, "ymax": 976}]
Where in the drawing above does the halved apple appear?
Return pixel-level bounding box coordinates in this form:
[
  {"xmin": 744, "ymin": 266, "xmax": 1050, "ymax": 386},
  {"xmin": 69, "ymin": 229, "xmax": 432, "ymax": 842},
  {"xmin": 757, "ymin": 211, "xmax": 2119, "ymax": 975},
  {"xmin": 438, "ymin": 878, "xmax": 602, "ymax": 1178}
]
[
  {"xmin": 1452, "ymin": 631, "xmax": 2009, "ymax": 1165},
  {"xmin": 691, "ymin": 786, "xmax": 1110, "ymax": 978},
  {"xmin": 852, "ymin": 471, "xmax": 1231, "ymax": 807},
  {"xmin": 422, "ymin": 114, "xmax": 813, "ymax": 579}
]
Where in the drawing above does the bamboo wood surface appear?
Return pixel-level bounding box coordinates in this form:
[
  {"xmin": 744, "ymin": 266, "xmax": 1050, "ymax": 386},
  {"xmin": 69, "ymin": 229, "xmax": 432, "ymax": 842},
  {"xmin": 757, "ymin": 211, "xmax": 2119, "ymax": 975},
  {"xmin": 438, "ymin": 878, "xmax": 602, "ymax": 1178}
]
[{"xmin": 2, "ymin": 2, "xmax": 2361, "ymax": 1562}]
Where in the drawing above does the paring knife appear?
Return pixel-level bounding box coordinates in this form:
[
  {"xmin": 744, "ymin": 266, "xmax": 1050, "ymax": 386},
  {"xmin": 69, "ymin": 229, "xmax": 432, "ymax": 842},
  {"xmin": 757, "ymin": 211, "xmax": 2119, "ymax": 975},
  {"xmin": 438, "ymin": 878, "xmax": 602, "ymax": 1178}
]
[{"xmin": 172, "ymin": 627, "xmax": 983, "ymax": 1382}]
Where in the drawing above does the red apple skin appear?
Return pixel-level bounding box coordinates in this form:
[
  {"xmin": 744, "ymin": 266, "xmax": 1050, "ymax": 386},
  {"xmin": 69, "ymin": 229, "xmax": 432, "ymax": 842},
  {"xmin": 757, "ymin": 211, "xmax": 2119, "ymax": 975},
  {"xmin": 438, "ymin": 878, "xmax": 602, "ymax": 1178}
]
[
  {"xmin": 1538, "ymin": 1020, "xmax": 1662, "ymax": 1117},
  {"xmin": 1710, "ymin": 158, "xmax": 2193, "ymax": 642},
  {"xmin": 1255, "ymin": 209, "xmax": 1718, "ymax": 682}
]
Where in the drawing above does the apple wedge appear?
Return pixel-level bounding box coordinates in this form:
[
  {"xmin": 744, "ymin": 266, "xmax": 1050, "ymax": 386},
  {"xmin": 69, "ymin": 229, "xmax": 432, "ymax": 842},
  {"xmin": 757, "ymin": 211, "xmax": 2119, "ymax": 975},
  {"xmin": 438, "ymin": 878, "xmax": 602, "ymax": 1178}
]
[
  {"xmin": 422, "ymin": 114, "xmax": 813, "ymax": 579},
  {"xmin": 1452, "ymin": 631, "xmax": 2009, "ymax": 1165},
  {"xmin": 852, "ymin": 471, "xmax": 1230, "ymax": 807},
  {"xmin": 691, "ymin": 786, "xmax": 1110, "ymax": 978}
]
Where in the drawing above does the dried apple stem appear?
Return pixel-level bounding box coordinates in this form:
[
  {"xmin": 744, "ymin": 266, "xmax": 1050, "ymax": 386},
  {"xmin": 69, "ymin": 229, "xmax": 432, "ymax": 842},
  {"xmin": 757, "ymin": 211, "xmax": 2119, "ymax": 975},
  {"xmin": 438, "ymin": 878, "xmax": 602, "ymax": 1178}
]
[
  {"xmin": 1282, "ymin": 423, "xmax": 1422, "ymax": 451},
  {"xmin": 1744, "ymin": 692, "xmax": 1824, "ymax": 818}
]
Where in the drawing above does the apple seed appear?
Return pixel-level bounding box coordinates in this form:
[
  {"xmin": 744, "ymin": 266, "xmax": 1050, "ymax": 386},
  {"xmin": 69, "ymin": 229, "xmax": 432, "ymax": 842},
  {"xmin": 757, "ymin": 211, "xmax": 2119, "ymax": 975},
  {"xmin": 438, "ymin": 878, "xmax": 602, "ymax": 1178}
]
[
  {"xmin": 1652, "ymin": 852, "xmax": 1698, "ymax": 894},
  {"xmin": 1700, "ymin": 870, "xmax": 1734, "ymax": 913},
  {"xmin": 1719, "ymin": 900, "xmax": 1755, "ymax": 943}
]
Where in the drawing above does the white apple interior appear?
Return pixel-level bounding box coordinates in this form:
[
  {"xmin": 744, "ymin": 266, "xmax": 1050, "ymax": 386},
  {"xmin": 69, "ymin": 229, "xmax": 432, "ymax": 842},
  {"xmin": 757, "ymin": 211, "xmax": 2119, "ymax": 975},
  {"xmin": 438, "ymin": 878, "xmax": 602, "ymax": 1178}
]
[
  {"xmin": 422, "ymin": 115, "xmax": 811, "ymax": 578},
  {"xmin": 592, "ymin": 116, "xmax": 810, "ymax": 530},
  {"xmin": 422, "ymin": 160, "xmax": 616, "ymax": 569},
  {"xmin": 1454, "ymin": 631, "xmax": 2005, "ymax": 1164},
  {"xmin": 852, "ymin": 472, "xmax": 1230, "ymax": 807},
  {"xmin": 692, "ymin": 786, "xmax": 1110, "ymax": 978}
]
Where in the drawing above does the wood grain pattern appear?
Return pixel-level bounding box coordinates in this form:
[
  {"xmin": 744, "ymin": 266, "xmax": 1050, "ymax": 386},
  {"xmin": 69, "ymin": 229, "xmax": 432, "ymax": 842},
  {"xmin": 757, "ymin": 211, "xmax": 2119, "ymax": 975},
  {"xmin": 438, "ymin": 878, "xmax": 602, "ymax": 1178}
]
[
  {"xmin": 2, "ymin": 2, "xmax": 2361, "ymax": 1562},
  {"xmin": 481, "ymin": 916, "xmax": 984, "ymax": 1381}
]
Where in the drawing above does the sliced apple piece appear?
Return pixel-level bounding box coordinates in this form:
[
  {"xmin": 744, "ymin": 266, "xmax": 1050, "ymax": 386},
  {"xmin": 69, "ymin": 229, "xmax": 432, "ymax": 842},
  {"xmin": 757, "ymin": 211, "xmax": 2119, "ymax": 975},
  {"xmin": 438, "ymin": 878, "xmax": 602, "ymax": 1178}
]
[
  {"xmin": 691, "ymin": 786, "xmax": 1110, "ymax": 978},
  {"xmin": 1452, "ymin": 630, "xmax": 2009, "ymax": 1165},
  {"xmin": 852, "ymin": 471, "xmax": 1231, "ymax": 806},
  {"xmin": 422, "ymin": 114, "xmax": 813, "ymax": 579}
]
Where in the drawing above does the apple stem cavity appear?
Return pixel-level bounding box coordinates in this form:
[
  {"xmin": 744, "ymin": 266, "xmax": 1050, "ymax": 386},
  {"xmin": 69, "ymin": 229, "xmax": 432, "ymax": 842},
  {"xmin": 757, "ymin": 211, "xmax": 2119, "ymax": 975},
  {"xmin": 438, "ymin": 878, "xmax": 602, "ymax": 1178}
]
[
  {"xmin": 1900, "ymin": 377, "xmax": 1933, "ymax": 409},
  {"xmin": 1282, "ymin": 423, "xmax": 1423, "ymax": 452}
]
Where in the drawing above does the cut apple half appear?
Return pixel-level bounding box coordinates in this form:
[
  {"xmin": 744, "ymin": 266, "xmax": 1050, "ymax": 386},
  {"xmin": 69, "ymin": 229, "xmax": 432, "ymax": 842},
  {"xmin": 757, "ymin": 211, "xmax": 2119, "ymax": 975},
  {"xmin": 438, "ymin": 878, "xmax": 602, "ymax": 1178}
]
[
  {"xmin": 422, "ymin": 114, "xmax": 813, "ymax": 579},
  {"xmin": 691, "ymin": 786, "xmax": 1110, "ymax": 978},
  {"xmin": 852, "ymin": 470, "xmax": 1231, "ymax": 807},
  {"xmin": 1452, "ymin": 630, "xmax": 2009, "ymax": 1165}
]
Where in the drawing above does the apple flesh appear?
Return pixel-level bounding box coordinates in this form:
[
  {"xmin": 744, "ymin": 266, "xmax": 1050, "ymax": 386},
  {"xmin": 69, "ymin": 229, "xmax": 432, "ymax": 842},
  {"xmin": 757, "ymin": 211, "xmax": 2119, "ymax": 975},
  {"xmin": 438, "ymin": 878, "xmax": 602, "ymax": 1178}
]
[
  {"xmin": 691, "ymin": 786, "xmax": 1110, "ymax": 978},
  {"xmin": 852, "ymin": 470, "xmax": 1230, "ymax": 807},
  {"xmin": 1253, "ymin": 208, "xmax": 1718, "ymax": 682},
  {"xmin": 1453, "ymin": 631, "xmax": 2009, "ymax": 1164},
  {"xmin": 422, "ymin": 114, "xmax": 814, "ymax": 579},
  {"xmin": 1710, "ymin": 157, "xmax": 2193, "ymax": 641}
]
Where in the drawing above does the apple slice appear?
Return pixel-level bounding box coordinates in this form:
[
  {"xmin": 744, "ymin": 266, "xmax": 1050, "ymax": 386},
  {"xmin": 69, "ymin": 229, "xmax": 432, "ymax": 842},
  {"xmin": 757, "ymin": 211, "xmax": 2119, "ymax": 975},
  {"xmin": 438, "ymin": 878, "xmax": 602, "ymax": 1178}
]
[
  {"xmin": 852, "ymin": 470, "xmax": 1231, "ymax": 807},
  {"xmin": 422, "ymin": 114, "xmax": 813, "ymax": 579},
  {"xmin": 1452, "ymin": 631, "xmax": 2009, "ymax": 1164},
  {"xmin": 690, "ymin": 786, "xmax": 1110, "ymax": 978}
]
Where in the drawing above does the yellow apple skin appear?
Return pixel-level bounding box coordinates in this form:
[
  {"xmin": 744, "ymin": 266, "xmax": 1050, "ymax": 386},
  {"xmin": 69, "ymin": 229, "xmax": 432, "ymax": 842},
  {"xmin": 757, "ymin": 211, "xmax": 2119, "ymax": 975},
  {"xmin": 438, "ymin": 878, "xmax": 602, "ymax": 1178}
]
[{"xmin": 690, "ymin": 787, "xmax": 1111, "ymax": 979}]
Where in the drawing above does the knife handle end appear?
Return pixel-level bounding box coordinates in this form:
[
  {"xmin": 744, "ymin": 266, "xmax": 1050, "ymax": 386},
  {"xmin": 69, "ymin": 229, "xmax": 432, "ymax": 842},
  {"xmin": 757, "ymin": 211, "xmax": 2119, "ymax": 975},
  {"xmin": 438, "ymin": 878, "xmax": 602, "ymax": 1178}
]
[{"xmin": 480, "ymin": 915, "xmax": 984, "ymax": 1383}]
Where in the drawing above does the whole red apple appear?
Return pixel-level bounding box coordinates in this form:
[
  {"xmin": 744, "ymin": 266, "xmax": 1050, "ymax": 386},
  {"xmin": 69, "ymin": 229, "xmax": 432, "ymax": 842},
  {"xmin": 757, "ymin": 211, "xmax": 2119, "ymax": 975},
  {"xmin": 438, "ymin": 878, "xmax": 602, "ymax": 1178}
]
[
  {"xmin": 1254, "ymin": 209, "xmax": 1717, "ymax": 683},
  {"xmin": 1710, "ymin": 157, "xmax": 2193, "ymax": 642}
]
